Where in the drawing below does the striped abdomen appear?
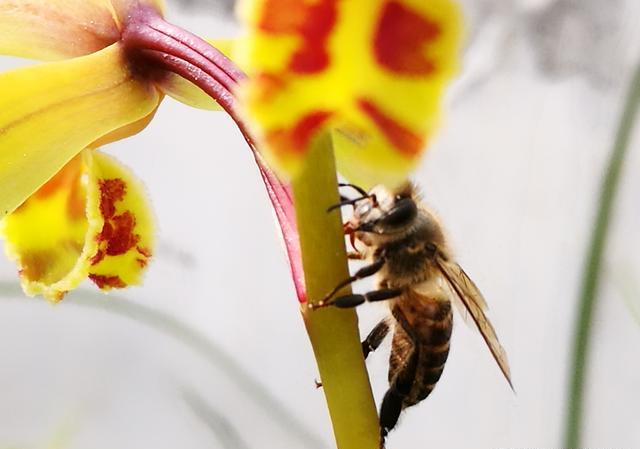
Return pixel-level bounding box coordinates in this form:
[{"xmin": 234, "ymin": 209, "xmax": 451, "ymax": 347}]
[
  {"xmin": 379, "ymin": 294, "xmax": 453, "ymax": 442},
  {"xmin": 388, "ymin": 294, "xmax": 453, "ymax": 409}
]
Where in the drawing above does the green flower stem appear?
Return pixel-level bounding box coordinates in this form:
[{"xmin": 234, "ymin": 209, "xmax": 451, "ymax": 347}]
[
  {"xmin": 292, "ymin": 135, "xmax": 380, "ymax": 449},
  {"xmin": 564, "ymin": 61, "xmax": 640, "ymax": 449}
]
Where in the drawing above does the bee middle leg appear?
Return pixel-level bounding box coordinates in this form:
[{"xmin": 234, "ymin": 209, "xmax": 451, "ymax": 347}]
[
  {"xmin": 315, "ymin": 319, "xmax": 390, "ymax": 390},
  {"xmin": 332, "ymin": 287, "xmax": 402, "ymax": 308}
]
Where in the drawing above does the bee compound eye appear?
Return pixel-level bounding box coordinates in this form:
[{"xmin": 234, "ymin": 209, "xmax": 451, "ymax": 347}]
[{"xmin": 381, "ymin": 198, "xmax": 417, "ymax": 227}]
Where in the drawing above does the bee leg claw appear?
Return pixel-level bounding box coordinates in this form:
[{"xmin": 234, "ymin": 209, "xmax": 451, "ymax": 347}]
[
  {"xmin": 347, "ymin": 250, "xmax": 363, "ymax": 260},
  {"xmin": 308, "ymin": 300, "xmax": 331, "ymax": 311},
  {"xmin": 314, "ymin": 379, "xmax": 323, "ymax": 389}
]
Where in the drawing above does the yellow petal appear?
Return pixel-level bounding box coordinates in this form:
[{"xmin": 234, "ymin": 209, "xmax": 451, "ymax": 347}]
[
  {"xmin": 0, "ymin": 149, "xmax": 155, "ymax": 302},
  {"xmin": 207, "ymin": 39, "xmax": 236, "ymax": 65},
  {"xmin": 159, "ymin": 73, "xmax": 221, "ymax": 111},
  {"xmin": 0, "ymin": 1, "xmax": 169, "ymax": 61},
  {"xmin": 331, "ymin": 126, "xmax": 416, "ymax": 190},
  {"xmin": 86, "ymin": 150, "xmax": 155, "ymax": 293},
  {"xmin": 90, "ymin": 105, "xmax": 160, "ymax": 147},
  {"xmin": 0, "ymin": 42, "xmax": 161, "ymax": 220},
  {"xmin": 108, "ymin": 0, "xmax": 166, "ymax": 23},
  {"xmin": 238, "ymin": 0, "xmax": 463, "ymax": 186},
  {"xmin": 158, "ymin": 38, "xmax": 236, "ymax": 111},
  {"xmin": 0, "ymin": 0, "xmax": 120, "ymax": 60}
]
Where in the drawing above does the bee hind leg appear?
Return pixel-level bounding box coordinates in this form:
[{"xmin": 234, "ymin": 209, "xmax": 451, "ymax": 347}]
[
  {"xmin": 362, "ymin": 320, "xmax": 390, "ymax": 359},
  {"xmin": 379, "ymin": 389, "xmax": 404, "ymax": 447},
  {"xmin": 379, "ymin": 310, "xmax": 419, "ymax": 447},
  {"xmin": 379, "ymin": 349, "xmax": 418, "ymax": 447}
]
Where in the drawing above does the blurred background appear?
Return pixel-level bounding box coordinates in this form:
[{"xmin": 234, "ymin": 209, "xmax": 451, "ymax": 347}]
[{"xmin": 1, "ymin": 0, "xmax": 639, "ymax": 448}]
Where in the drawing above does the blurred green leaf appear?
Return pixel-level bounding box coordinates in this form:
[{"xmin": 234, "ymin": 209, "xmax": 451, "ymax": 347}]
[
  {"xmin": 564, "ymin": 60, "xmax": 640, "ymax": 449},
  {"xmin": 182, "ymin": 388, "xmax": 251, "ymax": 449}
]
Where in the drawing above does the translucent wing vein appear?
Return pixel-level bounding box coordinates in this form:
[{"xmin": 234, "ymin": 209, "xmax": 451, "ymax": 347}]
[{"xmin": 436, "ymin": 256, "xmax": 513, "ymax": 390}]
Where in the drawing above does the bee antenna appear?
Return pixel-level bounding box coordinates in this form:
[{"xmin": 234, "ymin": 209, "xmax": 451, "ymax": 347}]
[
  {"xmin": 338, "ymin": 183, "xmax": 368, "ymax": 197},
  {"xmin": 327, "ymin": 196, "xmax": 369, "ymax": 212}
]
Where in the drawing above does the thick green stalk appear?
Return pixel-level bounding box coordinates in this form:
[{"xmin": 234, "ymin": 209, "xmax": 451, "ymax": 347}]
[
  {"xmin": 292, "ymin": 135, "xmax": 380, "ymax": 449},
  {"xmin": 564, "ymin": 61, "xmax": 640, "ymax": 448}
]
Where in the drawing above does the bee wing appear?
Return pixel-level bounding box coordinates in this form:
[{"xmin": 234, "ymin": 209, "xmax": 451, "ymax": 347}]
[{"xmin": 435, "ymin": 256, "xmax": 514, "ymax": 390}]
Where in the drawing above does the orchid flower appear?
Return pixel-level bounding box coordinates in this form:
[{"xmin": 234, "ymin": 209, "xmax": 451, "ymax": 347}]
[
  {"xmin": 1, "ymin": 0, "xmax": 464, "ymax": 446},
  {"xmin": 0, "ymin": 0, "xmax": 295, "ymax": 301},
  {"xmin": 236, "ymin": 1, "xmax": 463, "ymax": 448},
  {"xmin": 238, "ymin": 0, "xmax": 463, "ymax": 188}
]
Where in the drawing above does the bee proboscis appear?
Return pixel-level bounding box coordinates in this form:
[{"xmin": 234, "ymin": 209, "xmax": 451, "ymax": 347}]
[{"xmin": 311, "ymin": 182, "xmax": 513, "ymax": 448}]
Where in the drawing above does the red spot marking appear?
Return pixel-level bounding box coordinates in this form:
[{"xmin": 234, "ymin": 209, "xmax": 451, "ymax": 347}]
[
  {"xmin": 258, "ymin": 0, "xmax": 337, "ymax": 74},
  {"xmin": 374, "ymin": 1, "xmax": 441, "ymax": 75},
  {"xmin": 290, "ymin": 111, "xmax": 333, "ymax": 150},
  {"xmin": 88, "ymin": 274, "xmax": 127, "ymax": 289},
  {"xmin": 254, "ymin": 72, "xmax": 288, "ymax": 102},
  {"xmin": 267, "ymin": 111, "xmax": 332, "ymax": 156},
  {"xmin": 135, "ymin": 246, "xmax": 151, "ymax": 268},
  {"xmin": 136, "ymin": 246, "xmax": 152, "ymax": 258},
  {"xmin": 258, "ymin": 0, "xmax": 308, "ymax": 33},
  {"xmin": 90, "ymin": 250, "xmax": 106, "ymax": 266},
  {"xmin": 91, "ymin": 178, "xmax": 141, "ymax": 266},
  {"xmin": 357, "ymin": 98, "xmax": 424, "ymax": 156},
  {"xmin": 98, "ymin": 179, "xmax": 126, "ymax": 219},
  {"xmin": 105, "ymin": 212, "xmax": 139, "ymax": 255}
]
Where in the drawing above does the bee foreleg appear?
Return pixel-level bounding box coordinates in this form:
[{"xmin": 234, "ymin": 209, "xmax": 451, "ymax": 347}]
[
  {"xmin": 347, "ymin": 251, "xmax": 364, "ymax": 260},
  {"xmin": 362, "ymin": 320, "xmax": 390, "ymax": 359},
  {"xmin": 332, "ymin": 288, "xmax": 402, "ymax": 308},
  {"xmin": 313, "ymin": 258, "xmax": 386, "ymax": 308}
]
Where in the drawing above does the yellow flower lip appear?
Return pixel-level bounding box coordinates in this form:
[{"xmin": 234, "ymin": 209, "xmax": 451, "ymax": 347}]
[{"xmin": 1, "ymin": 149, "xmax": 155, "ymax": 302}]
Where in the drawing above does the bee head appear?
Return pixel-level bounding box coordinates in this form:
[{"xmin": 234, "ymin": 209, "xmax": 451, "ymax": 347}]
[{"xmin": 351, "ymin": 183, "xmax": 418, "ymax": 235}]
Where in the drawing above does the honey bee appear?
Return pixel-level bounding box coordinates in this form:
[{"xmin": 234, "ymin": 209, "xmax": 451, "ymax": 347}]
[{"xmin": 310, "ymin": 182, "xmax": 513, "ymax": 448}]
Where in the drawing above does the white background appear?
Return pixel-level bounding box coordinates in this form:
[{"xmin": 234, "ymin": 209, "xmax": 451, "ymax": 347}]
[{"xmin": 0, "ymin": 1, "xmax": 639, "ymax": 448}]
